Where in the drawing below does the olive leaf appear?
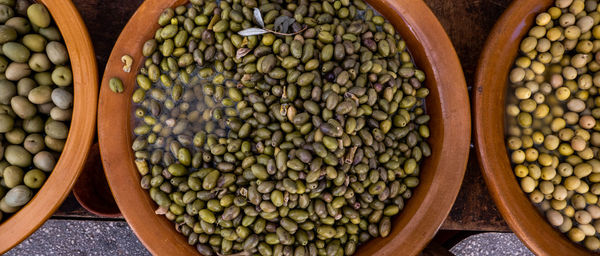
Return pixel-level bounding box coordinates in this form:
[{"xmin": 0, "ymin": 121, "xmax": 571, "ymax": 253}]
[
  {"xmin": 236, "ymin": 48, "xmax": 252, "ymax": 59},
  {"xmin": 238, "ymin": 27, "xmax": 268, "ymax": 36},
  {"xmin": 253, "ymin": 8, "xmax": 264, "ymax": 28},
  {"xmin": 283, "ymin": 18, "xmax": 296, "ymax": 32},
  {"xmin": 274, "ymin": 16, "xmax": 296, "ymax": 33},
  {"xmin": 274, "ymin": 16, "xmax": 286, "ymax": 30},
  {"xmin": 238, "ymin": 10, "xmax": 306, "ymax": 37}
]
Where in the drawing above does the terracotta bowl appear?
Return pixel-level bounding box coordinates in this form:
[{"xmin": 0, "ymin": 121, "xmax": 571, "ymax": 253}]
[
  {"xmin": 0, "ymin": 0, "xmax": 97, "ymax": 253},
  {"xmin": 98, "ymin": 0, "xmax": 470, "ymax": 255},
  {"xmin": 474, "ymin": 0, "xmax": 594, "ymax": 255}
]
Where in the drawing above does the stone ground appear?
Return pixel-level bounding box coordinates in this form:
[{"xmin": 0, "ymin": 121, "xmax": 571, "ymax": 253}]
[
  {"xmin": 6, "ymin": 220, "xmax": 533, "ymax": 255},
  {"xmin": 5, "ymin": 219, "xmax": 150, "ymax": 256},
  {"xmin": 450, "ymin": 232, "xmax": 534, "ymax": 256}
]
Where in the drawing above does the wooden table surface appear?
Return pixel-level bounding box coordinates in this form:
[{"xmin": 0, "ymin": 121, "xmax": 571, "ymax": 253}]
[{"xmin": 56, "ymin": 0, "xmax": 515, "ymax": 233}]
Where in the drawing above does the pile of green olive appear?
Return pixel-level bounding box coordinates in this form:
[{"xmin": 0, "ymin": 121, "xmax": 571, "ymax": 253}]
[
  {"xmin": 130, "ymin": 0, "xmax": 431, "ymax": 255},
  {"xmin": 0, "ymin": 0, "xmax": 72, "ymax": 222},
  {"xmin": 506, "ymin": 0, "xmax": 600, "ymax": 251}
]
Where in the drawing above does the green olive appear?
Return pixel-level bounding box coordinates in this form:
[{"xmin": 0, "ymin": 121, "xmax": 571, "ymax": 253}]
[
  {"xmin": 2, "ymin": 42, "xmax": 29, "ymax": 62},
  {"xmin": 4, "ymin": 145, "xmax": 31, "ymax": 167},
  {"xmin": 0, "ymin": 79, "xmax": 16, "ymax": 105},
  {"xmin": 26, "ymin": 4, "xmax": 50, "ymax": 28},
  {"xmin": 23, "ymin": 169, "xmax": 45, "ymax": 189},
  {"xmin": 50, "ymin": 87, "xmax": 72, "ymax": 109},
  {"xmin": 50, "ymin": 66, "xmax": 72, "ymax": 87},
  {"xmin": 5, "ymin": 17, "xmax": 30, "ymax": 35},
  {"xmin": 45, "ymin": 41, "xmax": 68, "ymax": 65},
  {"xmin": 29, "ymin": 53, "xmax": 51, "ymax": 72},
  {"xmin": 4, "ymin": 185, "xmax": 31, "ymax": 207},
  {"xmin": 2, "ymin": 165, "xmax": 23, "ymax": 188},
  {"xmin": 33, "ymin": 151, "xmax": 55, "ymax": 172},
  {"xmin": 0, "ymin": 25, "xmax": 16, "ymax": 44},
  {"xmin": 27, "ymin": 84, "xmax": 52, "ymax": 104},
  {"xmin": 22, "ymin": 34, "xmax": 47, "ymax": 53}
]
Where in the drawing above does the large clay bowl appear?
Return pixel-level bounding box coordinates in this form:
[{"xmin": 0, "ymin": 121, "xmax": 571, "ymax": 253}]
[
  {"xmin": 0, "ymin": 0, "xmax": 97, "ymax": 253},
  {"xmin": 98, "ymin": 0, "xmax": 470, "ymax": 255},
  {"xmin": 474, "ymin": 0, "xmax": 593, "ymax": 255}
]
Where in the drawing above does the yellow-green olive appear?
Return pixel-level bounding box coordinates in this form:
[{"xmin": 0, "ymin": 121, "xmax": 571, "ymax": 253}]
[
  {"xmin": 553, "ymin": 185, "xmax": 568, "ymax": 200},
  {"xmin": 564, "ymin": 176, "xmax": 581, "ymax": 190},
  {"xmin": 546, "ymin": 209, "xmax": 564, "ymax": 226},
  {"xmin": 521, "ymin": 176, "xmax": 536, "ymax": 193}
]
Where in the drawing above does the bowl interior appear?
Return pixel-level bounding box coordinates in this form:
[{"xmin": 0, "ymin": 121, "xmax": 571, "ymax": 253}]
[
  {"xmin": 0, "ymin": 0, "xmax": 97, "ymax": 253},
  {"xmin": 98, "ymin": 0, "xmax": 470, "ymax": 255},
  {"xmin": 73, "ymin": 143, "xmax": 121, "ymax": 218},
  {"xmin": 474, "ymin": 0, "xmax": 593, "ymax": 255}
]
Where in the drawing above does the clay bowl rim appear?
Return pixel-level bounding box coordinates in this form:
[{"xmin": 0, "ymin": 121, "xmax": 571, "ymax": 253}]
[
  {"xmin": 98, "ymin": 0, "xmax": 470, "ymax": 255},
  {"xmin": 474, "ymin": 0, "xmax": 593, "ymax": 255},
  {"xmin": 0, "ymin": 0, "xmax": 98, "ymax": 253}
]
